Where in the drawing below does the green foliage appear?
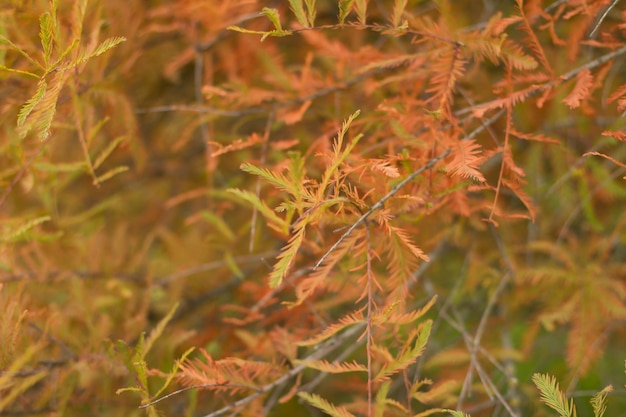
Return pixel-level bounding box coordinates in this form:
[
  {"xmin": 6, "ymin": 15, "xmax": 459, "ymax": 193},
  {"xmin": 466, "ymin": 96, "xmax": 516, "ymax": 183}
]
[
  {"xmin": 298, "ymin": 391, "xmax": 357, "ymax": 417},
  {"xmin": 533, "ymin": 373, "xmax": 614, "ymax": 417}
]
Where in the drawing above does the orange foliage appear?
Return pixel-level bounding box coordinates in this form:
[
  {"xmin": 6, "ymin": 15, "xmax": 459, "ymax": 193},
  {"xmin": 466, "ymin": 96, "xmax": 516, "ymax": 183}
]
[{"xmin": 1, "ymin": 1, "xmax": 625, "ymax": 416}]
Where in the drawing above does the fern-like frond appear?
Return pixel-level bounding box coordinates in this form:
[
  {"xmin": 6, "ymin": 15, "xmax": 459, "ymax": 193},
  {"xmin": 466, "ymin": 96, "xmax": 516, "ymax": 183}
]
[
  {"xmin": 260, "ymin": 8, "xmax": 283, "ymax": 32},
  {"xmin": 228, "ymin": 188, "xmax": 289, "ymax": 235},
  {"xmin": 391, "ymin": 0, "xmax": 408, "ymax": 28},
  {"xmin": 286, "ymin": 151, "xmax": 312, "ymax": 208},
  {"xmin": 446, "ymin": 139, "xmax": 486, "ymax": 182},
  {"xmin": 501, "ymin": 177, "xmax": 536, "ymax": 222},
  {"xmin": 269, "ymin": 224, "xmax": 306, "ymax": 288},
  {"xmin": 19, "ymin": 68, "xmax": 69, "ymax": 139},
  {"xmin": 490, "ymin": 15, "xmax": 523, "ymax": 36},
  {"xmin": 601, "ymin": 130, "xmax": 626, "ymax": 143},
  {"xmin": 355, "ymin": 0, "xmax": 367, "ymax": 24},
  {"xmin": 510, "ymin": 127, "xmax": 560, "ymax": 144},
  {"xmin": 17, "ymin": 80, "xmax": 46, "ymax": 127},
  {"xmin": 289, "ymin": 231, "xmax": 363, "ymax": 307},
  {"xmin": 464, "ymin": 33, "xmax": 505, "ymax": 66},
  {"xmin": 607, "ymin": 82, "xmax": 626, "ymax": 111},
  {"xmin": 294, "ymin": 359, "xmax": 367, "ymax": 373},
  {"xmin": 177, "ymin": 349, "xmax": 284, "ymax": 392},
  {"xmin": 584, "ymin": 152, "xmax": 626, "ymax": 174},
  {"xmin": 375, "ymin": 214, "xmax": 427, "ymax": 292},
  {"xmin": 516, "ymin": 0, "xmax": 553, "ymax": 76},
  {"xmin": 143, "ymin": 303, "xmax": 178, "ymax": 359},
  {"xmin": 210, "ymin": 133, "xmax": 265, "ymax": 158},
  {"xmin": 388, "ymin": 225, "xmax": 430, "ymax": 262},
  {"xmin": 241, "ymin": 162, "xmax": 299, "ymax": 197},
  {"xmin": 590, "ymin": 385, "xmax": 612, "ymax": 417},
  {"xmin": 374, "ymin": 320, "xmax": 432, "ymax": 381},
  {"xmin": 426, "ymin": 46, "xmax": 466, "ymax": 118},
  {"xmin": 562, "ymin": 69, "xmax": 593, "ymax": 109},
  {"xmin": 338, "ymin": 0, "xmax": 355, "ymax": 25},
  {"xmin": 317, "ymin": 110, "xmax": 363, "ymax": 200},
  {"xmin": 1, "ymin": 216, "xmax": 51, "ymax": 243},
  {"xmin": 296, "ymin": 309, "xmax": 364, "ymax": 346},
  {"xmin": 39, "ymin": 12, "xmax": 54, "ymax": 66},
  {"xmin": 447, "ymin": 410, "xmax": 472, "ymax": 417},
  {"xmin": 475, "ymin": 83, "xmax": 543, "ymax": 117},
  {"xmin": 288, "ymin": 0, "xmax": 309, "ymax": 27},
  {"xmin": 383, "ymin": 295, "xmax": 437, "ymax": 325},
  {"xmin": 75, "ymin": 36, "xmax": 127, "ymax": 66},
  {"xmin": 532, "ymin": 373, "xmax": 575, "ymax": 417},
  {"xmin": 412, "ymin": 380, "xmax": 458, "ymax": 405},
  {"xmin": 298, "ymin": 392, "xmax": 357, "ymax": 417},
  {"xmin": 371, "ymin": 159, "xmax": 400, "ymax": 178}
]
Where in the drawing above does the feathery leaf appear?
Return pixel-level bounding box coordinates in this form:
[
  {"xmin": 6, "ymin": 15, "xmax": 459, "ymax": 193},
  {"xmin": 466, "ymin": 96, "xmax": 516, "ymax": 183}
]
[
  {"xmin": 338, "ymin": 0, "xmax": 355, "ymax": 24},
  {"xmin": 227, "ymin": 189, "xmax": 289, "ymax": 235},
  {"xmin": 295, "ymin": 359, "xmax": 367, "ymax": 373},
  {"xmin": 288, "ymin": 0, "xmax": 309, "ymax": 27},
  {"xmin": 17, "ymin": 80, "xmax": 47, "ymax": 127},
  {"xmin": 532, "ymin": 373, "xmax": 575, "ymax": 417},
  {"xmin": 591, "ymin": 385, "xmax": 612, "ymax": 417},
  {"xmin": 260, "ymin": 8, "xmax": 283, "ymax": 32},
  {"xmin": 296, "ymin": 310, "xmax": 364, "ymax": 346},
  {"xmin": 269, "ymin": 224, "xmax": 305, "ymax": 287},
  {"xmin": 375, "ymin": 320, "xmax": 432, "ymax": 381},
  {"xmin": 446, "ymin": 139, "xmax": 486, "ymax": 182},
  {"xmin": 563, "ymin": 69, "xmax": 593, "ymax": 109},
  {"xmin": 39, "ymin": 12, "xmax": 54, "ymax": 65},
  {"xmin": 298, "ymin": 392, "xmax": 356, "ymax": 417}
]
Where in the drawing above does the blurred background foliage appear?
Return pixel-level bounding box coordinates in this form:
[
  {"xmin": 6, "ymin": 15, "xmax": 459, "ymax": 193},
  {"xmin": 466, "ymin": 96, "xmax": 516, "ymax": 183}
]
[{"xmin": 1, "ymin": 0, "xmax": 625, "ymax": 416}]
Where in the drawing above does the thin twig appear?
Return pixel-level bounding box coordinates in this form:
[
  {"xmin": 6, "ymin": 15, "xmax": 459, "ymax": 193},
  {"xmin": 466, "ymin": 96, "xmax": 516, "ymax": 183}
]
[
  {"xmin": 423, "ymin": 281, "xmax": 519, "ymax": 417},
  {"xmin": 457, "ymin": 272, "xmax": 511, "ymax": 410},
  {"xmin": 588, "ymin": 0, "xmax": 620, "ymax": 38}
]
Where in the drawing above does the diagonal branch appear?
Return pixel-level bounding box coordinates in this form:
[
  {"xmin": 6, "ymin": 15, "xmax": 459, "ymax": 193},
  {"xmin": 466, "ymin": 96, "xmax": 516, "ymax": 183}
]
[
  {"xmin": 455, "ymin": 44, "xmax": 626, "ymax": 118},
  {"xmin": 313, "ymin": 149, "xmax": 451, "ymax": 270}
]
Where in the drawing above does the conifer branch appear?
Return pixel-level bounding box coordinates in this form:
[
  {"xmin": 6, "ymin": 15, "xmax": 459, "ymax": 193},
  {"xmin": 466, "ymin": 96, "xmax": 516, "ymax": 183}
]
[
  {"xmin": 199, "ymin": 323, "xmax": 365, "ymax": 417},
  {"xmin": 457, "ymin": 44, "xmax": 626, "ymax": 118},
  {"xmin": 313, "ymin": 149, "xmax": 451, "ymax": 270}
]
